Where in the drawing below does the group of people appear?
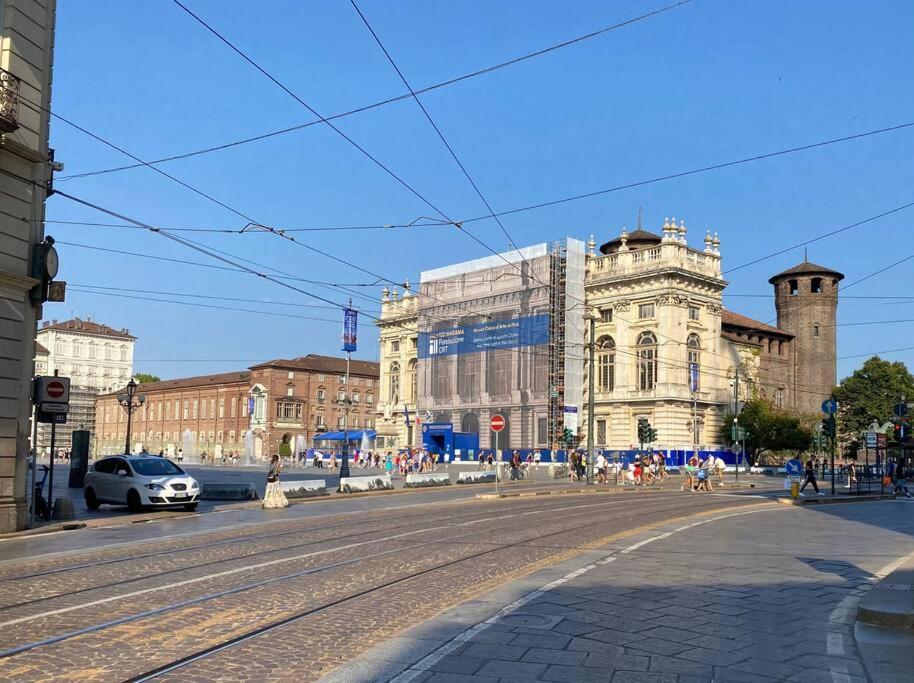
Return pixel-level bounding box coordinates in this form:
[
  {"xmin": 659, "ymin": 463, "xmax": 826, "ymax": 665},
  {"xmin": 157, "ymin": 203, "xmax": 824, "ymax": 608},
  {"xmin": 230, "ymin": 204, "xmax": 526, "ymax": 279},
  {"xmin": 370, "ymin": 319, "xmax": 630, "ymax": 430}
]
[{"xmin": 681, "ymin": 454, "xmax": 726, "ymax": 492}]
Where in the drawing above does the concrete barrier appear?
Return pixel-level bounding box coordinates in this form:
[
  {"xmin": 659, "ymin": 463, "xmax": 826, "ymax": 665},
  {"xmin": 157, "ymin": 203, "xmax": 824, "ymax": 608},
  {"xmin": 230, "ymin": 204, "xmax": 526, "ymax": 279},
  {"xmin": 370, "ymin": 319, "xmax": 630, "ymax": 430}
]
[
  {"xmin": 280, "ymin": 479, "xmax": 328, "ymax": 498},
  {"xmin": 404, "ymin": 472, "xmax": 451, "ymax": 488},
  {"xmin": 339, "ymin": 474, "xmax": 393, "ymax": 493},
  {"xmin": 457, "ymin": 470, "xmax": 496, "ymax": 485},
  {"xmin": 200, "ymin": 482, "xmax": 258, "ymax": 500}
]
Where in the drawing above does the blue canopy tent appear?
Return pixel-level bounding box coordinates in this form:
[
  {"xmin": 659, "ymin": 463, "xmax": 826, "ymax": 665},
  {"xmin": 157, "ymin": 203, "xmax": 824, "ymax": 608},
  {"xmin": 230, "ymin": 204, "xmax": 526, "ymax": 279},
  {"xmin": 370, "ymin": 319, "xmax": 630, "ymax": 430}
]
[{"xmin": 312, "ymin": 430, "xmax": 377, "ymax": 442}]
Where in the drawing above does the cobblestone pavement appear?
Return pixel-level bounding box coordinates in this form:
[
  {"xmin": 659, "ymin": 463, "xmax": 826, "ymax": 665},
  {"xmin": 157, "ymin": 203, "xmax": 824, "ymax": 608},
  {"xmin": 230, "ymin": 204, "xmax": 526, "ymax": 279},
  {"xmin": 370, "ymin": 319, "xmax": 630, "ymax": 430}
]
[
  {"xmin": 324, "ymin": 499, "xmax": 914, "ymax": 683},
  {"xmin": 0, "ymin": 489, "xmax": 768, "ymax": 681}
]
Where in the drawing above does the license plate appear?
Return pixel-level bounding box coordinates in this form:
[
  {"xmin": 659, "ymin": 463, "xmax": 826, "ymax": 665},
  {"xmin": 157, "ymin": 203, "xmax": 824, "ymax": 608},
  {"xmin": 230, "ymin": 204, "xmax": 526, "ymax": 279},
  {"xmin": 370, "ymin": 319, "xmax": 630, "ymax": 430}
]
[{"xmin": 172, "ymin": 492, "xmax": 187, "ymax": 499}]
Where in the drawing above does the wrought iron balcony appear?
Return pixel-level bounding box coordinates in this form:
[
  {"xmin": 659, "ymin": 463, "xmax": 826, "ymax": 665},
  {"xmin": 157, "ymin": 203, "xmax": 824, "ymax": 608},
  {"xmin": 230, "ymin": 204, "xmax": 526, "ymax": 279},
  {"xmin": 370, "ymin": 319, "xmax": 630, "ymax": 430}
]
[{"xmin": 0, "ymin": 69, "xmax": 19, "ymax": 133}]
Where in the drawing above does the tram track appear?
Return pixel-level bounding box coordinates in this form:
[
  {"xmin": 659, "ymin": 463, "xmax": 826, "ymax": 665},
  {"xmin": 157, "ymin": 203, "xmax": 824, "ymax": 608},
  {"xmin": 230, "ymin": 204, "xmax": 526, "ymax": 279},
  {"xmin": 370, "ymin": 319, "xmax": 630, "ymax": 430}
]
[
  {"xmin": 0, "ymin": 494, "xmax": 722, "ymax": 663},
  {"xmin": 125, "ymin": 495, "xmax": 757, "ymax": 682},
  {"xmin": 0, "ymin": 494, "xmax": 644, "ymax": 613}
]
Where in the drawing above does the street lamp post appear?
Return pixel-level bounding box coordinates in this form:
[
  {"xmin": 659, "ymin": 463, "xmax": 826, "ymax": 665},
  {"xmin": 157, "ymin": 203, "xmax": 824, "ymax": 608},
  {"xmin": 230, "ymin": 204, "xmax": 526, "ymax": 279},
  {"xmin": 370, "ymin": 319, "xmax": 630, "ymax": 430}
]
[
  {"xmin": 117, "ymin": 378, "xmax": 146, "ymax": 455},
  {"xmin": 584, "ymin": 307, "xmax": 596, "ymax": 485}
]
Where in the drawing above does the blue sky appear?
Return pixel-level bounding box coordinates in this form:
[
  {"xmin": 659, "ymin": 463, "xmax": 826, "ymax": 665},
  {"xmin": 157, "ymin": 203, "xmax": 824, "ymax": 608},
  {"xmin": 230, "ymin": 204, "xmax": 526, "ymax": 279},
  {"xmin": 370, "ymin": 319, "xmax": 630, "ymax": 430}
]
[{"xmin": 46, "ymin": 0, "xmax": 914, "ymax": 382}]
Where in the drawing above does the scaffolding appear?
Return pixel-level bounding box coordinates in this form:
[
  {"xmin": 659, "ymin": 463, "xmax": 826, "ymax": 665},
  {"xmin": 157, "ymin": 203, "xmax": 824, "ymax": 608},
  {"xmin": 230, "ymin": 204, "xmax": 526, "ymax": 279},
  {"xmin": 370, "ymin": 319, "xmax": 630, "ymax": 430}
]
[{"xmin": 547, "ymin": 241, "xmax": 566, "ymax": 448}]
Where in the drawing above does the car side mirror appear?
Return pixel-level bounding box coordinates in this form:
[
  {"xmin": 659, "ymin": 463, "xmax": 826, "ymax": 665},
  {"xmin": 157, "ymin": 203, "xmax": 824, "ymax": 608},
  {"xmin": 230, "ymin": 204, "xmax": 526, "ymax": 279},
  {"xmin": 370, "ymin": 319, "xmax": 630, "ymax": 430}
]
[{"xmin": 117, "ymin": 470, "xmax": 128, "ymax": 477}]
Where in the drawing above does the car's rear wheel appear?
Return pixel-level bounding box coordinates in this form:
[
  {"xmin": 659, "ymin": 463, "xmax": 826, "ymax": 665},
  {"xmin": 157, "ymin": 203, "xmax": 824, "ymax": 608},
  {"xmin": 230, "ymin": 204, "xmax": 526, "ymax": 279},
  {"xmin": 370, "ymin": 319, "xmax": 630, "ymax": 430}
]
[
  {"xmin": 183, "ymin": 502, "xmax": 198, "ymax": 511},
  {"xmin": 127, "ymin": 489, "xmax": 144, "ymax": 513},
  {"xmin": 85, "ymin": 488, "xmax": 100, "ymax": 510}
]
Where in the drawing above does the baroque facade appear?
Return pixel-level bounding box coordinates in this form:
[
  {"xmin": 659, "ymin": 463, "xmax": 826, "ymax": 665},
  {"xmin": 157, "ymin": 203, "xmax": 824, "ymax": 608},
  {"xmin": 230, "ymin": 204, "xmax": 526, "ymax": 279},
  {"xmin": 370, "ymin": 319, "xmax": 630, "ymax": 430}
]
[
  {"xmin": 375, "ymin": 217, "xmax": 841, "ymax": 454},
  {"xmin": 95, "ymin": 354, "xmax": 379, "ymax": 459}
]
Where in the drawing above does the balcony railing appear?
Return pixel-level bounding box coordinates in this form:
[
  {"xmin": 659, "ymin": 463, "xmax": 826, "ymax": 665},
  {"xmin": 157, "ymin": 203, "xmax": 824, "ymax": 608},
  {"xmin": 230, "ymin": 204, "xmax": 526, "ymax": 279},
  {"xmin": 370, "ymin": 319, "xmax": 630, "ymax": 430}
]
[{"xmin": 0, "ymin": 69, "xmax": 19, "ymax": 133}]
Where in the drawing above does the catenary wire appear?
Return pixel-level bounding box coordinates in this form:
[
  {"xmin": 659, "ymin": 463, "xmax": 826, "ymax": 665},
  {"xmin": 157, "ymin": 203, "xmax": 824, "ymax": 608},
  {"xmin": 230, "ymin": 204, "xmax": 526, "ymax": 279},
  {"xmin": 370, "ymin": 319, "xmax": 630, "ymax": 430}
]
[{"xmin": 57, "ymin": 1, "xmax": 693, "ymax": 181}]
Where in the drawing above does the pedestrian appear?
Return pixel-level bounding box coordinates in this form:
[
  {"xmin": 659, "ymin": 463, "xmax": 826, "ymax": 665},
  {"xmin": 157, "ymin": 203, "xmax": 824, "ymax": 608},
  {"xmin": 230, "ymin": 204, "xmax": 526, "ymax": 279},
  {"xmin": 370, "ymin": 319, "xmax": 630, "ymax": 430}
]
[
  {"xmin": 478, "ymin": 452, "xmax": 486, "ymax": 471},
  {"xmin": 715, "ymin": 454, "xmax": 726, "ymax": 484},
  {"xmin": 845, "ymin": 459, "xmax": 857, "ymax": 490},
  {"xmin": 262, "ymin": 454, "xmax": 289, "ymax": 509},
  {"xmin": 595, "ymin": 452, "xmax": 607, "ymax": 483},
  {"xmin": 329, "ymin": 453, "xmax": 338, "ymax": 474},
  {"xmin": 486, "ymin": 452, "xmax": 495, "ymax": 470},
  {"xmin": 799, "ymin": 457, "xmax": 825, "ymax": 496},
  {"xmin": 658, "ymin": 452, "xmax": 670, "ymax": 481},
  {"xmin": 510, "ymin": 450, "xmax": 522, "ymax": 481},
  {"xmin": 697, "ymin": 457, "xmax": 713, "ymax": 492},
  {"xmin": 177, "ymin": 448, "xmax": 184, "ymax": 463},
  {"xmin": 385, "ymin": 451, "xmax": 393, "ymax": 475},
  {"xmin": 682, "ymin": 457, "xmax": 697, "ymax": 492},
  {"xmin": 893, "ymin": 461, "xmax": 912, "ymax": 498}
]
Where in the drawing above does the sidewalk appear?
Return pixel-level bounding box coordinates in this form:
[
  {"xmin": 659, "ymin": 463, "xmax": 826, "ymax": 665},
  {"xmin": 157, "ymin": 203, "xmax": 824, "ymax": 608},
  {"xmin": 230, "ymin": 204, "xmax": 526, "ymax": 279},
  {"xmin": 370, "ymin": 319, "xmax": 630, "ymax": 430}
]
[{"xmin": 322, "ymin": 499, "xmax": 914, "ymax": 682}]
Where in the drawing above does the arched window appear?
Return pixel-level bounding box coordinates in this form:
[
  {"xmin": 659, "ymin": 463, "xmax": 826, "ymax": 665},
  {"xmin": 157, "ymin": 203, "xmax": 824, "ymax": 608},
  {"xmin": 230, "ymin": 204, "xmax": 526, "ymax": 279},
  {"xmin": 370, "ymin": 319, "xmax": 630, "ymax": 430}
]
[
  {"xmin": 407, "ymin": 359, "xmax": 417, "ymax": 402},
  {"xmin": 389, "ymin": 362, "xmax": 400, "ymax": 406},
  {"xmin": 687, "ymin": 334, "xmax": 701, "ymax": 391},
  {"xmin": 813, "ymin": 324, "xmax": 820, "ymax": 338},
  {"xmin": 638, "ymin": 332, "xmax": 657, "ymax": 391},
  {"xmin": 597, "ymin": 337, "xmax": 615, "ymax": 392}
]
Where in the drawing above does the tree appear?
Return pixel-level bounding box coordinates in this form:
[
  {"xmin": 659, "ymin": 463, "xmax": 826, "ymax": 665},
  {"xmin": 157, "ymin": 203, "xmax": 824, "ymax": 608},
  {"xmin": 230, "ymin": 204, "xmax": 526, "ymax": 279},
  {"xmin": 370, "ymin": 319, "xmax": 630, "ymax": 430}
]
[
  {"xmin": 833, "ymin": 356, "xmax": 914, "ymax": 443},
  {"xmin": 133, "ymin": 373, "xmax": 161, "ymax": 384},
  {"xmin": 723, "ymin": 399, "xmax": 813, "ymax": 465}
]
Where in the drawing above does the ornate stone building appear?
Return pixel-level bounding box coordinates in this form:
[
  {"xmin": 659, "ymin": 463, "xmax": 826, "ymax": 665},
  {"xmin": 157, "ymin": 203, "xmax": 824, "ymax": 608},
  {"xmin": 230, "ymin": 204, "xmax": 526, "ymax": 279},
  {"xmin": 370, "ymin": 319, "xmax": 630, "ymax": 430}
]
[
  {"xmin": 375, "ymin": 217, "xmax": 842, "ymax": 455},
  {"xmin": 33, "ymin": 317, "xmax": 135, "ymax": 453}
]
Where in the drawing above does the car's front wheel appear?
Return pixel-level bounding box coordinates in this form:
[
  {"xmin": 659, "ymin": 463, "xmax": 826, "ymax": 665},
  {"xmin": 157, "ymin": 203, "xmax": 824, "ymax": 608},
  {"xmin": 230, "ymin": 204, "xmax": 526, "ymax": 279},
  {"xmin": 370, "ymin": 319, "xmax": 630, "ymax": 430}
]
[
  {"xmin": 127, "ymin": 489, "xmax": 144, "ymax": 513},
  {"xmin": 85, "ymin": 488, "xmax": 100, "ymax": 510},
  {"xmin": 183, "ymin": 502, "xmax": 198, "ymax": 511}
]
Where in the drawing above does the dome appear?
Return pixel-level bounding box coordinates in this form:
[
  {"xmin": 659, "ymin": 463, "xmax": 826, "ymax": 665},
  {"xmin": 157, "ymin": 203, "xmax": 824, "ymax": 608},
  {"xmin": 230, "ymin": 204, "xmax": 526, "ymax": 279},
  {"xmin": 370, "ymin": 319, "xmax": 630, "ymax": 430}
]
[
  {"xmin": 768, "ymin": 260, "xmax": 845, "ymax": 284},
  {"xmin": 598, "ymin": 229, "xmax": 662, "ymax": 255}
]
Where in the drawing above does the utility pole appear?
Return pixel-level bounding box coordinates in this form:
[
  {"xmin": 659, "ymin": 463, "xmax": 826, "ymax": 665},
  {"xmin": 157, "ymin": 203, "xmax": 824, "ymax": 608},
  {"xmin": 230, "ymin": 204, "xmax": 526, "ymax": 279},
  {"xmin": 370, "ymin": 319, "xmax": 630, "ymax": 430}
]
[
  {"xmin": 339, "ymin": 298, "xmax": 354, "ymax": 480},
  {"xmin": 585, "ymin": 308, "xmax": 596, "ymax": 485},
  {"xmin": 732, "ymin": 367, "xmax": 740, "ymax": 480}
]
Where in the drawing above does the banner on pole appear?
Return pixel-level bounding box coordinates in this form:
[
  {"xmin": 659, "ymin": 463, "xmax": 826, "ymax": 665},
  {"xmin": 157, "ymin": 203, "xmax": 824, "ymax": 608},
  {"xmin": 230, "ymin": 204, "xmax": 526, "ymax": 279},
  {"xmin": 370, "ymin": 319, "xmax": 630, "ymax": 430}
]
[
  {"xmin": 342, "ymin": 308, "xmax": 358, "ymax": 352},
  {"xmin": 689, "ymin": 362, "xmax": 700, "ymax": 393}
]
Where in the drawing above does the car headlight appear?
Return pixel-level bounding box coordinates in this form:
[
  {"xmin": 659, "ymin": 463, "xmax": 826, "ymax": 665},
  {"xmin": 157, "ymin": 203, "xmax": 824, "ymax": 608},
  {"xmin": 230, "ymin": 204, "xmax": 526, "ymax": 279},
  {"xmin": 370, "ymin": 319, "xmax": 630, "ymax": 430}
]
[
  {"xmin": 190, "ymin": 481, "xmax": 199, "ymax": 489},
  {"xmin": 144, "ymin": 483, "xmax": 165, "ymax": 491}
]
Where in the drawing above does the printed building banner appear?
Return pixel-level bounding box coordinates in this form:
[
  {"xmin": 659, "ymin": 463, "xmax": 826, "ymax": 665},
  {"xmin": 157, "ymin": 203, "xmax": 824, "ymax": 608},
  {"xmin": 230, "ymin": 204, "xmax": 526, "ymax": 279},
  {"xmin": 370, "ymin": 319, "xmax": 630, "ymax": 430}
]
[
  {"xmin": 418, "ymin": 314, "xmax": 550, "ymax": 358},
  {"xmin": 342, "ymin": 308, "xmax": 358, "ymax": 352}
]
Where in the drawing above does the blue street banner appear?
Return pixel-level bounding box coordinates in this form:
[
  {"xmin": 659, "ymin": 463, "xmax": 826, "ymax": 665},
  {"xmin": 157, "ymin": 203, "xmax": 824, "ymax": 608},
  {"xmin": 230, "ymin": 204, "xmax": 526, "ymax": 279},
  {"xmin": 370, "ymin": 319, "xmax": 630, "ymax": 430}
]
[
  {"xmin": 248, "ymin": 396, "xmax": 255, "ymax": 415},
  {"xmin": 689, "ymin": 362, "xmax": 699, "ymax": 393},
  {"xmin": 342, "ymin": 308, "xmax": 358, "ymax": 352},
  {"xmin": 418, "ymin": 313, "xmax": 550, "ymax": 358}
]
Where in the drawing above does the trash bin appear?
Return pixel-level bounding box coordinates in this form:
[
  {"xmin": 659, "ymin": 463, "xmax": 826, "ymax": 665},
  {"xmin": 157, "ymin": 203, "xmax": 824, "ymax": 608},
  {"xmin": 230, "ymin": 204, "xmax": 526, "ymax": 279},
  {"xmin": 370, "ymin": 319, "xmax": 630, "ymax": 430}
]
[{"xmin": 68, "ymin": 430, "xmax": 90, "ymax": 488}]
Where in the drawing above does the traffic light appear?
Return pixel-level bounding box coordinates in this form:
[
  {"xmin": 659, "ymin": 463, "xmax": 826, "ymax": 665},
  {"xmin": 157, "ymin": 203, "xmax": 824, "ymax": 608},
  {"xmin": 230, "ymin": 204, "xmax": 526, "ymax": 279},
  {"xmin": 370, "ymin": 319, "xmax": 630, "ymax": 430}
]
[
  {"xmin": 821, "ymin": 416, "xmax": 836, "ymax": 441},
  {"xmin": 637, "ymin": 418, "xmax": 647, "ymax": 444},
  {"xmin": 648, "ymin": 427, "xmax": 658, "ymax": 443},
  {"xmin": 562, "ymin": 427, "xmax": 574, "ymax": 446}
]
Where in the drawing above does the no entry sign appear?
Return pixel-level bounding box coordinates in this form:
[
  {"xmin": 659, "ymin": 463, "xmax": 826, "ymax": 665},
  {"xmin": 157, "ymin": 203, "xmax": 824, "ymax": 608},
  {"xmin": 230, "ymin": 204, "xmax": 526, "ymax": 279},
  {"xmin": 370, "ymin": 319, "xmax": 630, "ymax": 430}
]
[
  {"xmin": 490, "ymin": 414, "xmax": 506, "ymax": 433},
  {"xmin": 46, "ymin": 380, "xmax": 65, "ymax": 399},
  {"xmin": 36, "ymin": 375, "xmax": 70, "ymax": 406}
]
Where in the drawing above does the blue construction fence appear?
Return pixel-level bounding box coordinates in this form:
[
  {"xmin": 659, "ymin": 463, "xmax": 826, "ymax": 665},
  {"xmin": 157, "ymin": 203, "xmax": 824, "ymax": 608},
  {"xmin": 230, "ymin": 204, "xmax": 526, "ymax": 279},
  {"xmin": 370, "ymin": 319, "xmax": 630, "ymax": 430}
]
[{"xmin": 303, "ymin": 447, "xmax": 739, "ymax": 467}]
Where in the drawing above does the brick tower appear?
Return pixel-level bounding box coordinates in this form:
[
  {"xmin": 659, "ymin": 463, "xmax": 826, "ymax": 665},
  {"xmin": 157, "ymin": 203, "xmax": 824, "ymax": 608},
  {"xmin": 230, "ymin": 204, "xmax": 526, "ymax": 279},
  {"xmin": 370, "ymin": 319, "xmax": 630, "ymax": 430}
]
[{"xmin": 769, "ymin": 259, "xmax": 844, "ymax": 413}]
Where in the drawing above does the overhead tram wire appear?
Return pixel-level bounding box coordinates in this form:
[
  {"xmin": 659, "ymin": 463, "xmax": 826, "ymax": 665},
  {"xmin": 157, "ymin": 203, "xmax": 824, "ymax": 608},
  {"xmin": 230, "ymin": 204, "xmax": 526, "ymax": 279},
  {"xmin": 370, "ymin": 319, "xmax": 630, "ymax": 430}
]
[
  {"xmin": 723, "ymin": 198, "xmax": 914, "ymax": 274},
  {"xmin": 350, "ymin": 0, "xmax": 528, "ymax": 263},
  {"xmin": 67, "ymin": 288, "xmax": 342, "ymax": 324},
  {"xmin": 58, "ymin": 1, "xmax": 693, "ymax": 182},
  {"xmin": 43, "ymin": 218, "xmax": 450, "ymax": 233}
]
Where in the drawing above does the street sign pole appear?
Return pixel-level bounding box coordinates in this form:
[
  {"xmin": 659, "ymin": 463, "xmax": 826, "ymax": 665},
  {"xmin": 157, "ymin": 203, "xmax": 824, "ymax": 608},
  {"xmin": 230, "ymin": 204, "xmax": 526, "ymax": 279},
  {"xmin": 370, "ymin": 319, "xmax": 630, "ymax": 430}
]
[{"xmin": 47, "ymin": 419, "xmax": 56, "ymax": 519}]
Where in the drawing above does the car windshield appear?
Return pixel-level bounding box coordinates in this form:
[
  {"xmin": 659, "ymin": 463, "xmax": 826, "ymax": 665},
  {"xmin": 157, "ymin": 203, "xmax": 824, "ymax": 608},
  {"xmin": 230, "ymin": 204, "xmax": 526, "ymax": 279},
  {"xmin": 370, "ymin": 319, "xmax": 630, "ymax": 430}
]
[{"xmin": 130, "ymin": 458, "xmax": 185, "ymax": 476}]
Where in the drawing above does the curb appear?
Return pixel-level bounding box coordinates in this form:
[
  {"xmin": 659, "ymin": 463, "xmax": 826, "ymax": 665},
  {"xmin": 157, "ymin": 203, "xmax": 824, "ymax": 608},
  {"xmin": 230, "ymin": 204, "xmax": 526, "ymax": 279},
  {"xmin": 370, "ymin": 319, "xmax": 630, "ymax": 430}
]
[{"xmin": 777, "ymin": 493, "xmax": 895, "ymax": 506}]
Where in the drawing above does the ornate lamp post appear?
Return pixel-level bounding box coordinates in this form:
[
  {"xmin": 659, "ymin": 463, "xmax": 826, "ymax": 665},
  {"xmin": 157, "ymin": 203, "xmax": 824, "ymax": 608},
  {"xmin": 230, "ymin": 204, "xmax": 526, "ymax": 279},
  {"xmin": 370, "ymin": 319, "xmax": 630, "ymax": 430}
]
[{"xmin": 117, "ymin": 378, "xmax": 146, "ymax": 454}]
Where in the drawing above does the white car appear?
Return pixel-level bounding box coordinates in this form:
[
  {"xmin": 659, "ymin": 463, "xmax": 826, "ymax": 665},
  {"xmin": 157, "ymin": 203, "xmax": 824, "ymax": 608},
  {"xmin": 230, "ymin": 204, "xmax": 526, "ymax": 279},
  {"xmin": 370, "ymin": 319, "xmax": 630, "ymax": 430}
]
[{"xmin": 84, "ymin": 455, "xmax": 200, "ymax": 512}]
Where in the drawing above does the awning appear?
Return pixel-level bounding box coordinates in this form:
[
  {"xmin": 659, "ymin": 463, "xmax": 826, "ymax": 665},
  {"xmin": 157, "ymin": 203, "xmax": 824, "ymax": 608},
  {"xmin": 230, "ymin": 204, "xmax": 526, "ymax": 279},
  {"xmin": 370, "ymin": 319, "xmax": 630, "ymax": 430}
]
[{"xmin": 312, "ymin": 430, "xmax": 377, "ymax": 442}]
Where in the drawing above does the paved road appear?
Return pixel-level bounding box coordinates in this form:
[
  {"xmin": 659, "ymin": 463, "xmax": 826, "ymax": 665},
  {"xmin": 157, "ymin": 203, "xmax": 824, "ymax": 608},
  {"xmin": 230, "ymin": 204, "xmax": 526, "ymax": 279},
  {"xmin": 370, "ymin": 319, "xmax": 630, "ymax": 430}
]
[{"xmin": 0, "ymin": 489, "xmax": 772, "ymax": 681}]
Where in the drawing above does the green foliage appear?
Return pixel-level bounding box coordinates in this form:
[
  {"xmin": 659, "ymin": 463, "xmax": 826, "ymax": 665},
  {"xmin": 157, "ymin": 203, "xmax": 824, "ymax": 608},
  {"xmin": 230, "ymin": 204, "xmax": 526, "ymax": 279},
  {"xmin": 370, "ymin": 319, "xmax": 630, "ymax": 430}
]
[
  {"xmin": 833, "ymin": 356, "xmax": 914, "ymax": 442},
  {"xmin": 278, "ymin": 441, "xmax": 292, "ymax": 457},
  {"xmin": 725, "ymin": 399, "xmax": 813, "ymax": 463},
  {"xmin": 133, "ymin": 373, "xmax": 161, "ymax": 384}
]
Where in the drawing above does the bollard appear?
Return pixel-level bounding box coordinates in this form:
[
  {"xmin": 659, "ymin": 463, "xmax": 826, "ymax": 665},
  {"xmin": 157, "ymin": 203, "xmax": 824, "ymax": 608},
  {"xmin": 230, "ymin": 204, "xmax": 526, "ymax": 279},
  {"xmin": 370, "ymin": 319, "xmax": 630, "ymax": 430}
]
[{"xmin": 791, "ymin": 481, "xmax": 800, "ymax": 499}]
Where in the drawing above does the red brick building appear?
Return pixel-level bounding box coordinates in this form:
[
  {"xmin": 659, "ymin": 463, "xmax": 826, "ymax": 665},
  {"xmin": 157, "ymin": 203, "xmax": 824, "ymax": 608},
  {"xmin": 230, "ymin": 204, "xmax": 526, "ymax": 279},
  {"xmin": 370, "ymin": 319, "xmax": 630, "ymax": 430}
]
[{"xmin": 95, "ymin": 355, "xmax": 379, "ymax": 458}]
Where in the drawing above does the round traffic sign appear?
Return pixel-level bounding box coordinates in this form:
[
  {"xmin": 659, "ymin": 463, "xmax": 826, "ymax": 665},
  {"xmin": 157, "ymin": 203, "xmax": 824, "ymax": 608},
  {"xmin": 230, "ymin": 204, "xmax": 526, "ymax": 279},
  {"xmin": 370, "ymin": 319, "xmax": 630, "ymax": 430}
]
[
  {"xmin": 46, "ymin": 380, "xmax": 65, "ymax": 399},
  {"xmin": 490, "ymin": 414, "xmax": 506, "ymax": 433},
  {"xmin": 785, "ymin": 458, "xmax": 803, "ymax": 476},
  {"xmin": 821, "ymin": 398, "xmax": 837, "ymax": 415}
]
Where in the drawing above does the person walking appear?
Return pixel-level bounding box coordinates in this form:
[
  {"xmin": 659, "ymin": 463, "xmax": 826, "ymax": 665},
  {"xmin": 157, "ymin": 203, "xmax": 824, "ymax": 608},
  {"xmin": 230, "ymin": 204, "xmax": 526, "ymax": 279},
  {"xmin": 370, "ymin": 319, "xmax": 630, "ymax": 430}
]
[
  {"xmin": 845, "ymin": 459, "xmax": 857, "ymax": 490},
  {"xmin": 799, "ymin": 457, "xmax": 825, "ymax": 496},
  {"xmin": 385, "ymin": 451, "xmax": 393, "ymax": 475},
  {"xmin": 262, "ymin": 455, "xmax": 289, "ymax": 509},
  {"xmin": 893, "ymin": 461, "xmax": 912, "ymax": 498},
  {"xmin": 510, "ymin": 451, "xmax": 522, "ymax": 481}
]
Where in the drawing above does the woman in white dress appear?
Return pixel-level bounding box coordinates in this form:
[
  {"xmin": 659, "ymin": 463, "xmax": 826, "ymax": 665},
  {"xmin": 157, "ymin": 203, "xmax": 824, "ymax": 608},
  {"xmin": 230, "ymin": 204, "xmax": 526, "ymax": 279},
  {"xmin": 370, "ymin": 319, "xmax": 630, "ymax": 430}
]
[{"xmin": 262, "ymin": 454, "xmax": 289, "ymax": 509}]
